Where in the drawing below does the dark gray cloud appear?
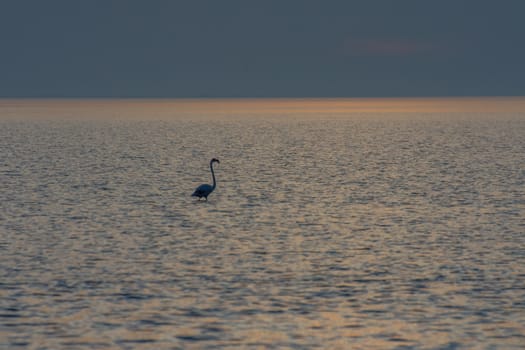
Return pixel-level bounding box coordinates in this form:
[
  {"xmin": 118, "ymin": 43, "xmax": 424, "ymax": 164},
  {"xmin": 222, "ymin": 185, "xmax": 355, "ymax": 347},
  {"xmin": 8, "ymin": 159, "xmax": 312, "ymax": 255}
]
[{"xmin": 1, "ymin": 0, "xmax": 524, "ymax": 97}]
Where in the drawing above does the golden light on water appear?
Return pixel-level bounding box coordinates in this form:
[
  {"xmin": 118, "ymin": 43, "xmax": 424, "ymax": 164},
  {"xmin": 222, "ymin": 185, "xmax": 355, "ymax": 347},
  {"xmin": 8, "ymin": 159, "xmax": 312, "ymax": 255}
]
[
  {"xmin": 1, "ymin": 97, "xmax": 524, "ymax": 348},
  {"xmin": 1, "ymin": 97, "xmax": 524, "ymax": 120}
]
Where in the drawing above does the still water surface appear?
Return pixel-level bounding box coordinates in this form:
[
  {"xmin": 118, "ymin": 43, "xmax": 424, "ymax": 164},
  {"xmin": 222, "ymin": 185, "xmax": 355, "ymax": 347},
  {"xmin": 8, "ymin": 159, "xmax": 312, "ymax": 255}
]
[{"xmin": 1, "ymin": 99, "xmax": 524, "ymax": 349}]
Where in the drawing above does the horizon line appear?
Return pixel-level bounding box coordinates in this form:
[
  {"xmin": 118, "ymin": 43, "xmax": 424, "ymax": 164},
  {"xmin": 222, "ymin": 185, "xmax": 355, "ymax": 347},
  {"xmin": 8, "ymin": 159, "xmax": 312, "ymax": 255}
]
[{"xmin": 1, "ymin": 95, "xmax": 525, "ymax": 100}]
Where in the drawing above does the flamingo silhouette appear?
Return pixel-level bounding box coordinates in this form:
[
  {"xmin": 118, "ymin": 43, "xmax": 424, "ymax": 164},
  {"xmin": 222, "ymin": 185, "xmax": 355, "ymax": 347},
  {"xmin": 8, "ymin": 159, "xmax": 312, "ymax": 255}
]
[{"xmin": 192, "ymin": 158, "xmax": 220, "ymax": 200}]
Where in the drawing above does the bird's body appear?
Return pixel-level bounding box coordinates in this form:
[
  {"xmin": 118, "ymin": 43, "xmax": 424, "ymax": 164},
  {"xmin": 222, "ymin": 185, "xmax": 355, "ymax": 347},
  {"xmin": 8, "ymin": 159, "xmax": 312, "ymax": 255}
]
[
  {"xmin": 192, "ymin": 158, "xmax": 220, "ymax": 200},
  {"xmin": 192, "ymin": 184, "xmax": 214, "ymax": 198}
]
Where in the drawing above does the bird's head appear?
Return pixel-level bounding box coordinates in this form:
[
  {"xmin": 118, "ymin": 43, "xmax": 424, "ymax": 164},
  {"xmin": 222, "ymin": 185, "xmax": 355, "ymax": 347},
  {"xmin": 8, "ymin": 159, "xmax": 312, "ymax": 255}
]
[{"xmin": 211, "ymin": 158, "xmax": 220, "ymax": 164}]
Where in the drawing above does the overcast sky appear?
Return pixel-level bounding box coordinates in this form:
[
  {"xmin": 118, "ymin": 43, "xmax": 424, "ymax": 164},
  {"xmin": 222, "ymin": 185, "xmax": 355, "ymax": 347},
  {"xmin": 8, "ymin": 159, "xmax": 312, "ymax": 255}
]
[{"xmin": 1, "ymin": 0, "xmax": 524, "ymax": 98}]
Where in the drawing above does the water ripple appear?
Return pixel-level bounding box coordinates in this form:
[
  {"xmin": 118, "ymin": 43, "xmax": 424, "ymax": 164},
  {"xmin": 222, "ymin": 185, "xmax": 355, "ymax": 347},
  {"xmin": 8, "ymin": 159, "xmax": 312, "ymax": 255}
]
[{"xmin": 1, "ymin": 111, "xmax": 524, "ymax": 349}]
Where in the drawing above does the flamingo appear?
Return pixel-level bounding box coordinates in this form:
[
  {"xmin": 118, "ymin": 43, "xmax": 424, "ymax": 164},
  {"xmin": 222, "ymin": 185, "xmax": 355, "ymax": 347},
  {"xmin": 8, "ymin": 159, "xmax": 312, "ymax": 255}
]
[{"xmin": 192, "ymin": 158, "xmax": 220, "ymax": 200}]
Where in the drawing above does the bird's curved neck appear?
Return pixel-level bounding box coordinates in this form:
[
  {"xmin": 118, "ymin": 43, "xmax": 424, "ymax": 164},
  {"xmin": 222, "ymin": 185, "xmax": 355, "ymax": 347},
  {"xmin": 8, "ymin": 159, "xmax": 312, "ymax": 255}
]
[{"xmin": 210, "ymin": 161, "xmax": 216, "ymax": 189}]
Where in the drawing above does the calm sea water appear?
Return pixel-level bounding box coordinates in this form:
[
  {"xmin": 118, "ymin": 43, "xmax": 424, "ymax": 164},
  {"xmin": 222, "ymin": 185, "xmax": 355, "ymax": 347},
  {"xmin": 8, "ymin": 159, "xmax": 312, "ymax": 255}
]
[{"xmin": 1, "ymin": 99, "xmax": 524, "ymax": 349}]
